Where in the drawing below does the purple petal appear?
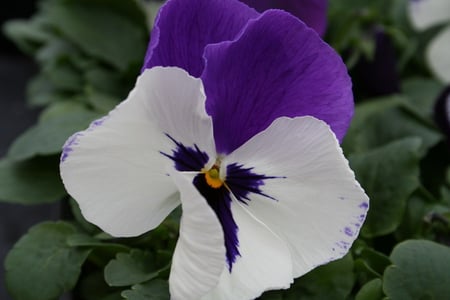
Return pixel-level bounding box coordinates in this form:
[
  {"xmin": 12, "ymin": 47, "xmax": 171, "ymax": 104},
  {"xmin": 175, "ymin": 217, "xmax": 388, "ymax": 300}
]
[
  {"xmin": 240, "ymin": 0, "xmax": 328, "ymax": 36},
  {"xmin": 202, "ymin": 10, "xmax": 353, "ymax": 154},
  {"xmin": 142, "ymin": 0, "xmax": 258, "ymax": 77}
]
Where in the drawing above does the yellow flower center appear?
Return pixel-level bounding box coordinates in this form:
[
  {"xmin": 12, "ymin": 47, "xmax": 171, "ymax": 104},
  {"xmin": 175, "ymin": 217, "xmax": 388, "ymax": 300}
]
[{"xmin": 204, "ymin": 166, "xmax": 223, "ymax": 189}]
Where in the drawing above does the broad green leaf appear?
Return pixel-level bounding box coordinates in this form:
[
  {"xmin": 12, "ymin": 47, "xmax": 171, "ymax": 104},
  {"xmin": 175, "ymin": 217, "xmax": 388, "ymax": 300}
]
[
  {"xmin": 383, "ymin": 240, "xmax": 450, "ymax": 299},
  {"xmin": 104, "ymin": 249, "xmax": 161, "ymax": 287},
  {"xmin": 401, "ymin": 78, "xmax": 445, "ymax": 121},
  {"xmin": 355, "ymin": 278, "xmax": 384, "ymax": 300},
  {"xmin": 45, "ymin": 1, "xmax": 147, "ymax": 71},
  {"xmin": 260, "ymin": 254, "xmax": 354, "ymax": 300},
  {"xmin": 343, "ymin": 96, "xmax": 442, "ymax": 155},
  {"xmin": 84, "ymin": 67, "xmax": 128, "ymax": 98},
  {"xmin": 39, "ymin": 101, "xmax": 89, "ymax": 122},
  {"xmin": 121, "ymin": 279, "xmax": 170, "ymax": 300},
  {"xmin": 5, "ymin": 222, "xmax": 90, "ymax": 300},
  {"xmin": 0, "ymin": 156, "xmax": 65, "ymax": 204},
  {"xmin": 349, "ymin": 138, "xmax": 422, "ymax": 237},
  {"xmin": 86, "ymin": 89, "xmax": 121, "ymax": 114},
  {"xmin": 8, "ymin": 109, "xmax": 101, "ymax": 161},
  {"xmin": 395, "ymin": 193, "xmax": 429, "ymax": 240}
]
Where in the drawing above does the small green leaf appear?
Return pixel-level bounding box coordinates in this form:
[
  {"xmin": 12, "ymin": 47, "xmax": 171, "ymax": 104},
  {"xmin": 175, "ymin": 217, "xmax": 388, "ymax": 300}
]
[
  {"xmin": 5, "ymin": 222, "xmax": 91, "ymax": 300},
  {"xmin": 349, "ymin": 138, "xmax": 422, "ymax": 237},
  {"xmin": 355, "ymin": 278, "xmax": 384, "ymax": 300},
  {"xmin": 0, "ymin": 156, "xmax": 66, "ymax": 204},
  {"xmin": 104, "ymin": 250, "xmax": 161, "ymax": 287},
  {"xmin": 2, "ymin": 17, "xmax": 53, "ymax": 55},
  {"xmin": 383, "ymin": 240, "xmax": 450, "ymax": 299},
  {"xmin": 8, "ymin": 109, "xmax": 101, "ymax": 161},
  {"xmin": 355, "ymin": 247, "xmax": 391, "ymax": 278},
  {"xmin": 401, "ymin": 78, "xmax": 445, "ymax": 121},
  {"xmin": 121, "ymin": 279, "xmax": 170, "ymax": 300}
]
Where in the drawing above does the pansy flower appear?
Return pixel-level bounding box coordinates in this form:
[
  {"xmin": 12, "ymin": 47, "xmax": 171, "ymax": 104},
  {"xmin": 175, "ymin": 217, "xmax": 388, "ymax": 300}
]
[
  {"xmin": 60, "ymin": 0, "xmax": 369, "ymax": 299},
  {"xmin": 409, "ymin": 0, "xmax": 450, "ymax": 82},
  {"xmin": 239, "ymin": 0, "xmax": 328, "ymax": 36}
]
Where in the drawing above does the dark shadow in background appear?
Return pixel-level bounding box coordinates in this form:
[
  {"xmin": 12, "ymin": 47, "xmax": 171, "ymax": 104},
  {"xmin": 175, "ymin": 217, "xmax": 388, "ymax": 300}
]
[{"xmin": 1, "ymin": 2, "xmax": 63, "ymax": 299}]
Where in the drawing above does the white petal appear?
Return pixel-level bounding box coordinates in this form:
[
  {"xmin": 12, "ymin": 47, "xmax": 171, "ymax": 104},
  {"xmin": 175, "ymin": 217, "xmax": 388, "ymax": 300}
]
[
  {"xmin": 223, "ymin": 116, "xmax": 369, "ymax": 278},
  {"xmin": 203, "ymin": 198, "xmax": 293, "ymax": 300},
  {"xmin": 408, "ymin": 0, "xmax": 450, "ymax": 30},
  {"xmin": 427, "ymin": 25, "xmax": 450, "ymax": 82},
  {"xmin": 169, "ymin": 171, "xmax": 225, "ymax": 300},
  {"xmin": 60, "ymin": 67, "xmax": 215, "ymax": 237}
]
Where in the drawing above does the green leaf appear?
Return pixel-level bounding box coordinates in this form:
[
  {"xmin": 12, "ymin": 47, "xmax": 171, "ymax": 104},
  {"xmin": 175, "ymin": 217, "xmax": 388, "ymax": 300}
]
[
  {"xmin": 343, "ymin": 96, "xmax": 442, "ymax": 155},
  {"xmin": 104, "ymin": 250, "xmax": 161, "ymax": 287},
  {"xmin": 383, "ymin": 240, "xmax": 450, "ymax": 299},
  {"xmin": 2, "ymin": 17, "xmax": 54, "ymax": 55},
  {"xmin": 354, "ymin": 247, "xmax": 391, "ymax": 278},
  {"xmin": 355, "ymin": 278, "xmax": 384, "ymax": 300},
  {"xmin": 8, "ymin": 109, "xmax": 101, "ymax": 161},
  {"xmin": 77, "ymin": 271, "xmax": 124, "ymax": 300},
  {"xmin": 5, "ymin": 221, "xmax": 91, "ymax": 300},
  {"xmin": 401, "ymin": 78, "xmax": 445, "ymax": 121},
  {"xmin": 121, "ymin": 279, "xmax": 170, "ymax": 300},
  {"xmin": 349, "ymin": 138, "xmax": 422, "ymax": 237},
  {"xmin": 42, "ymin": 59, "xmax": 83, "ymax": 92},
  {"xmin": 26, "ymin": 73, "xmax": 63, "ymax": 107},
  {"xmin": 260, "ymin": 254, "xmax": 354, "ymax": 300},
  {"xmin": 0, "ymin": 156, "xmax": 66, "ymax": 204},
  {"xmin": 45, "ymin": 1, "xmax": 147, "ymax": 71}
]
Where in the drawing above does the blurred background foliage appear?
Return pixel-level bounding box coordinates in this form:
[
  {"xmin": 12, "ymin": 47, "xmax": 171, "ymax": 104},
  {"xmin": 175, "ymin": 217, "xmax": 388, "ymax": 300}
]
[{"xmin": 1, "ymin": 0, "xmax": 449, "ymax": 299}]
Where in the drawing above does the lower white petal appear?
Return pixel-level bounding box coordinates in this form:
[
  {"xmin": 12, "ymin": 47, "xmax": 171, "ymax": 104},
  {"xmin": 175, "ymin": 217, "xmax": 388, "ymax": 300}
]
[
  {"xmin": 427, "ymin": 25, "xmax": 450, "ymax": 82},
  {"xmin": 60, "ymin": 67, "xmax": 215, "ymax": 237},
  {"xmin": 169, "ymin": 171, "xmax": 226, "ymax": 300},
  {"xmin": 223, "ymin": 116, "xmax": 369, "ymax": 278},
  {"xmin": 203, "ymin": 197, "xmax": 293, "ymax": 300},
  {"xmin": 408, "ymin": 0, "xmax": 450, "ymax": 30}
]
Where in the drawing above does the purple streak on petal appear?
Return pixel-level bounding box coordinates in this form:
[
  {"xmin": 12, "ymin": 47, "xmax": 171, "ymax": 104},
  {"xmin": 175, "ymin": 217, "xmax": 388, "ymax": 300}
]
[
  {"xmin": 226, "ymin": 163, "xmax": 280, "ymax": 203},
  {"xmin": 344, "ymin": 227, "xmax": 353, "ymax": 237},
  {"xmin": 193, "ymin": 174, "xmax": 240, "ymax": 272},
  {"xmin": 202, "ymin": 10, "xmax": 353, "ymax": 154},
  {"xmin": 160, "ymin": 134, "xmax": 209, "ymax": 172},
  {"xmin": 240, "ymin": 0, "xmax": 328, "ymax": 36},
  {"xmin": 142, "ymin": 0, "xmax": 259, "ymax": 77},
  {"xmin": 61, "ymin": 132, "xmax": 83, "ymax": 163},
  {"xmin": 359, "ymin": 202, "xmax": 369, "ymax": 209}
]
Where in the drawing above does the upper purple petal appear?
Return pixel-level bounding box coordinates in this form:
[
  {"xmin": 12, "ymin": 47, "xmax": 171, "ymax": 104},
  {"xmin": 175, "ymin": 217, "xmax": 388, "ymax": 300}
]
[
  {"xmin": 202, "ymin": 10, "xmax": 353, "ymax": 154},
  {"xmin": 239, "ymin": 0, "xmax": 328, "ymax": 36},
  {"xmin": 142, "ymin": 0, "xmax": 259, "ymax": 77}
]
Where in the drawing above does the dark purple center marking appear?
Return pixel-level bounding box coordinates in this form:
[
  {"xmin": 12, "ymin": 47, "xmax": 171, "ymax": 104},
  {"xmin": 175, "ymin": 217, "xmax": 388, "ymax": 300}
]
[
  {"xmin": 226, "ymin": 163, "xmax": 280, "ymax": 204},
  {"xmin": 160, "ymin": 134, "xmax": 209, "ymax": 171},
  {"xmin": 162, "ymin": 135, "xmax": 279, "ymax": 271},
  {"xmin": 193, "ymin": 174, "xmax": 240, "ymax": 271}
]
